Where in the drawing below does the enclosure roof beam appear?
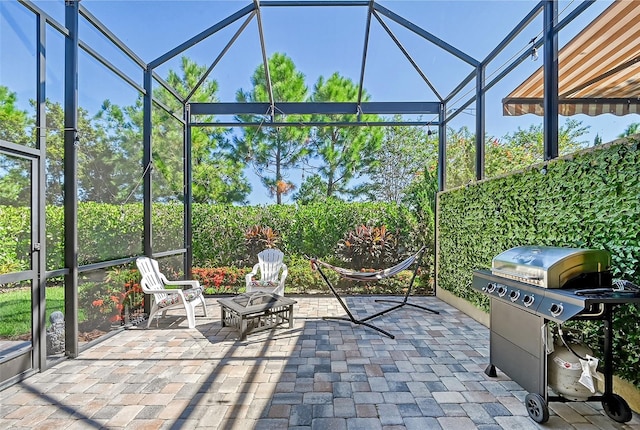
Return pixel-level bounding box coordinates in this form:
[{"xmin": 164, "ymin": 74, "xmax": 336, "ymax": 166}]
[
  {"xmin": 19, "ymin": 0, "xmax": 69, "ymax": 36},
  {"xmin": 356, "ymin": 1, "xmax": 374, "ymax": 108},
  {"xmin": 486, "ymin": 1, "xmax": 594, "ymax": 100},
  {"xmin": 445, "ymin": 69, "xmax": 476, "ymax": 104},
  {"xmin": 372, "ymin": 10, "xmax": 442, "ymax": 102},
  {"xmin": 149, "ymin": 3, "xmax": 256, "ymax": 69},
  {"xmin": 152, "ymin": 72, "xmax": 186, "ymax": 104},
  {"xmin": 193, "ymin": 120, "xmax": 440, "ymax": 128},
  {"xmin": 254, "ymin": 0, "xmax": 276, "ymax": 118},
  {"xmin": 153, "ymin": 99, "xmax": 186, "ymax": 124},
  {"xmin": 79, "ymin": 41, "xmax": 144, "ymax": 94},
  {"xmin": 260, "ymin": 0, "xmax": 369, "ymax": 6},
  {"xmin": 187, "ymin": 11, "xmax": 257, "ymax": 102},
  {"xmin": 189, "ymin": 101, "xmax": 440, "ymax": 116},
  {"xmin": 482, "ymin": 1, "xmax": 543, "ymax": 65},
  {"xmin": 79, "ymin": 4, "xmax": 147, "ymax": 69},
  {"xmin": 372, "ymin": 2, "xmax": 478, "ymax": 67}
]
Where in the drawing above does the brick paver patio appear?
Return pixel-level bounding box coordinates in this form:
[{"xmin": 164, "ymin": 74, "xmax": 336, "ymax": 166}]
[{"xmin": 1, "ymin": 296, "xmax": 638, "ymax": 429}]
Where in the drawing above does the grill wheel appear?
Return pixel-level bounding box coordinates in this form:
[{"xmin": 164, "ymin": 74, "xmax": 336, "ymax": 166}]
[
  {"xmin": 525, "ymin": 393, "xmax": 549, "ymax": 423},
  {"xmin": 602, "ymin": 393, "xmax": 632, "ymax": 423}
]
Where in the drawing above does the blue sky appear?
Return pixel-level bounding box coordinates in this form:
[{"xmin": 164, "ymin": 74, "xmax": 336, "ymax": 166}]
[{"xmin": 1, "ymin": 0, "xmax": 632, "ymax": 204}]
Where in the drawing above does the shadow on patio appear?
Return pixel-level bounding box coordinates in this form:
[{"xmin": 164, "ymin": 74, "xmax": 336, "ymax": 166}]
[{"xmin": 0, "ymin": 296, "xmax": 638, "ymax": 429}]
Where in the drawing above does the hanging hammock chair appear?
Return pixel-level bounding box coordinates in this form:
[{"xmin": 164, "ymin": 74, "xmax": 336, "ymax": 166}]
[{"xmin": 310, "ymin": 247, "xmax": 439, "ymax": 339}]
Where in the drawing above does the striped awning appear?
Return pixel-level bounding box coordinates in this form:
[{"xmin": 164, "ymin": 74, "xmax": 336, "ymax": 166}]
[{"xmin": 503, "ymin": 0, "xmax": 640, "ymax": 117}]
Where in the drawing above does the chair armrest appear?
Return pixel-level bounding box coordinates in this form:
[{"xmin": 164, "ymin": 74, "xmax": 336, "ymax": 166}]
[
  {"xmin": 140, "ymin": 273, "xmax": 190, "ymax": 296},
  {"xmin": 159, "ymin": 273, "xmax": 201, "ymax": 290},
  {"xmin": 141, "ymin": 285, "xmax": 187, "ymax": 297},
  {"xmin": 245, "ymin": 263, "xmax": 260, "ymax": 284},
  {"xmin": 163, "ymin": 278, "xmax": 201, "ymax": 290},
  {"xmin": 280, "ymin": 264, "xmax": 288, "ymax": 286}
]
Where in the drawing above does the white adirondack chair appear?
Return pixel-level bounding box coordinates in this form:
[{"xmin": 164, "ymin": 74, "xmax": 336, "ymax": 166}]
[
  {"xmin": 245, "ymin": 249, "xmax": 288, "ymax": 296},
  {"xmin": 136, "ymin": 257, "xmax": 208, "ymax": 329}
]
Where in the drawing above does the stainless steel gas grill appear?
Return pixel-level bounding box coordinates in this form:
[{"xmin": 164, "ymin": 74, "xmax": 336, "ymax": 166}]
[
  {"xmin": 472, "ymin": 246, "xmax": 640, "ymax": 424},
  {"xmin": 491, "ymin": 245, "xmax": 611, "ymax": 289}
]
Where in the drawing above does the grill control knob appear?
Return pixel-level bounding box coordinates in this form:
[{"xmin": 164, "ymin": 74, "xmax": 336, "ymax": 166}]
[
  {"xmin": 497, "ymin": 286, "xmax": 507, "ymax": 297},
  {"xmin": 486, "ymin": 283, "xmax": 496, "ymax": 293},
  {"xmin": 549, "ymin": 303, "xmax": 564, "ymax": 317},
  {"xmin": 523, "ymin": 295, "xmax": 535, "ymax": 307},
  {"xmin": 509, "ymin": 290, "xmax": 520, "ymax": 301}
]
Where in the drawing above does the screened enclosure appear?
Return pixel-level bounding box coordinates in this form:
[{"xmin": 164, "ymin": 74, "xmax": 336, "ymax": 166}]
[{"xmin": 0, "ymin": 0, "xmax": 635, "ymax": 388}]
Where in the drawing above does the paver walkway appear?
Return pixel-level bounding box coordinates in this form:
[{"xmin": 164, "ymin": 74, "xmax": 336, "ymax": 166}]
[{"xmin": 1, "ymin": 296, "xmax": 638, "ymax": 429}]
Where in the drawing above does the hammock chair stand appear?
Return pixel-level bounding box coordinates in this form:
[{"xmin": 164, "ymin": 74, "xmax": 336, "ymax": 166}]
[{"xmin": 310, "ymin": 248, "xmax": 439, "ymax": 339}]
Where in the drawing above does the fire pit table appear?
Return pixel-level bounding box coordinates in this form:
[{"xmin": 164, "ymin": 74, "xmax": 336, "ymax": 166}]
[{"xmin": 218, "ymin": 293, "xmax": 296, "ymax": 340}]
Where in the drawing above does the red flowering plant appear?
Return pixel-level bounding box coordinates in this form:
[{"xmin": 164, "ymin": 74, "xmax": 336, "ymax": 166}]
[
  {"xmin": 78, "ymin": 267, "xmax": 143, "ymax": 329},
  {"xmin": 192, "ymin": 267, "xmax": 246, "ymax": 295}
]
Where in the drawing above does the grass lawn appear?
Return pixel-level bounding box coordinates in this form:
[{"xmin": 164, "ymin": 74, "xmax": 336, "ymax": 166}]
[{"xmin": 0, "ymin": 287, "xmax": 66, "ymax": 338}]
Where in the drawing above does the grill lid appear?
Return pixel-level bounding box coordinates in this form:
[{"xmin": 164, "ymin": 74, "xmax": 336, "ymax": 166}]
[{"xmin": 491, "ymin": 246, "xmax": 611, "ymax": 288}]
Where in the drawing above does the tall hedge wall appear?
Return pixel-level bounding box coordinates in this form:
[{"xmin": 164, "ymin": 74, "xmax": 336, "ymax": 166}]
[
  {"xmin": 436, "ymin": 137, "xmax": 640, "ymax": 386},
  {"xmin": 192, "ymin": 200, "xmax": 419, "ymax": 266},
  {"xmin": 0, "ymin": 200, "xmax": 418, "ymax": 272}
]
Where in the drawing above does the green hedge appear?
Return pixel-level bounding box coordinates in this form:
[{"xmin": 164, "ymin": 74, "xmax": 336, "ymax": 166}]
[
  {"xmin": 0, "ymin": 200, "xmax": 419, "ymax": 271},
  {"xmin": 0, "ymin": 206, "xmax": 31, "ymax": 272},
  {"xmin": 436, "ymin": 137, "xmax": 640, "ymax": 387},
  {"xmin": 192, "ymin": 200, "xmax": 420, "ymax": 267}
]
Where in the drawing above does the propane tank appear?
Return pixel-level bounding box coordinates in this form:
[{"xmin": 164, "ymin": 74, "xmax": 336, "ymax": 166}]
[{"xmin": 547, "ymin": 334, "xmax": 595, "ymax": 401}]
